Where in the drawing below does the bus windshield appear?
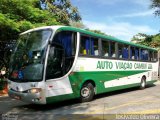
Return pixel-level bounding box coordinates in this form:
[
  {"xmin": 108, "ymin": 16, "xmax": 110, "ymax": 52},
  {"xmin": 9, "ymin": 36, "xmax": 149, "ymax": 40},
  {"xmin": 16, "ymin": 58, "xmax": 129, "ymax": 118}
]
[{"xmin": 9, "ymin": 29, "xmax": 52, "ymax": 82}]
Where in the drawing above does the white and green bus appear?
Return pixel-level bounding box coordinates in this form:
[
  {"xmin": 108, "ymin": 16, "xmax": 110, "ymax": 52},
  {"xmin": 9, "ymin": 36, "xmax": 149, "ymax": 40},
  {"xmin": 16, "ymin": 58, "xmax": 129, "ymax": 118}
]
[{"xmin": 8, "ymin": 26, "xmax": 158, "ymax": 104}]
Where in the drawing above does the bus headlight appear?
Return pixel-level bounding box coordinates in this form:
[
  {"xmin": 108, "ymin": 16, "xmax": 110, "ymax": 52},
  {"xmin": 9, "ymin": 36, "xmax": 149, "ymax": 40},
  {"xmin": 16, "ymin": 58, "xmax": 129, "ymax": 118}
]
[{"xmin": 28, "ymin": 88, "xmax": 42, "ymax": 93}]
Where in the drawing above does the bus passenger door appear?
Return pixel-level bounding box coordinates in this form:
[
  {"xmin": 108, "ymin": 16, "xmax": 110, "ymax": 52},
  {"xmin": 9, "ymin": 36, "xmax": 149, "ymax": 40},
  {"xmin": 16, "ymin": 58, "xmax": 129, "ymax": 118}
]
[{"xmin": 45, "ymin": 45, "xmax": 73, "ymax": 98}]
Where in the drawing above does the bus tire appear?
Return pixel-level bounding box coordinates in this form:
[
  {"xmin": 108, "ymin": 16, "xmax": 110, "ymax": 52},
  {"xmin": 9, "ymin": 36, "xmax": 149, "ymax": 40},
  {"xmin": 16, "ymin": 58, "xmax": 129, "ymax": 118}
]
[
  {"xmin": 140, "ymin": 77, "xmax": 146, "ymax": 89},
  {"xmin": 80, "ymin": 82, "xmax": 94, "ymax": 102}
]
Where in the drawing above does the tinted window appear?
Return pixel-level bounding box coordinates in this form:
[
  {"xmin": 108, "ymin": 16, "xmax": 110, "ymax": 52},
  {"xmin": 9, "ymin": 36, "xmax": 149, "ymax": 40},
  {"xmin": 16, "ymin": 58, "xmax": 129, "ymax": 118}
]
[
  {"xmin": 46, "ymin": 46, "xmax": 64, "ymax": 80},
  {"xmin": 91, "ymin": 37, "xmax": 99, "ymax": 56},
  {"xmin": 135, "ymin": 48, "xmax": 139, "ymax": 60},
  {"xmin": 9, "ymin": 29, "xmax": 52, "ymax": 82},
  {"xmin": 153, "ymin": 51, "xmax": 158, "ymax": 61},
  {"xmin": 118, "ymin": 44, "xmax": 123, "ymax": 58},
  {"xmin": 80, "ymin": 36, "xmax": 89, "ymax": 55},
  {"xmin": 102, "ymin": 40, "xmax": 109, "ymax": 57},
  {"xmin": 149, "ymin": 51, "xmax": 153, "ymax": 61},
  {"xmin": 46, "ymin": 31, "xmax": 77, "ymax": 80},
  {"xmin": 110, "ymin": 42, "xmax": 116, "ymax": 58},
  {"xmin": 53, "ymin": 31, "xmax": 76, "ymax": 57},
  {"xmin": 140, "ymin": 49, "xmax": 149, "ymax": 61},
  {"xmin": 130, "ymin": 47, "xmax": 135, "ymax": 59},
  {"xmin": 118, "ymin": 44, "xmax": 129, "ymax": 59},
  {"xmin": 80, "ymin": 35, "xmax": 99, "ymax": 56}
]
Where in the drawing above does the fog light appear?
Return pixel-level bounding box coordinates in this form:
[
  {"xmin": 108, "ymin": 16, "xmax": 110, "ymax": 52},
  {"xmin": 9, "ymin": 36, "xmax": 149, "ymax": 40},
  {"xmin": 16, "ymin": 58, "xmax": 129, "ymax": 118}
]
[{"xmin": 32, "ymin": 98, "xmax": 41, "ymax": 102}]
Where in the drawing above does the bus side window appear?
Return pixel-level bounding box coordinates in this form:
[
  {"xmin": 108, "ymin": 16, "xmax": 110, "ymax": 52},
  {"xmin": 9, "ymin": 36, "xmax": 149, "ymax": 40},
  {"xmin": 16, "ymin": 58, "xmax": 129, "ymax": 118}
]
[
  {"xmin": 122, "ymin": 45, "xmax": 129, "ymax": 59},
  {"xmin": 92, "ymin": 38, "xmax": 99, "ymax": 56},
  {"xmin": 130, "ymin": 47, "xmax": 135, "ymax": 59},
  {"xmin": 102, "ymin": 40, "xmax": 109, "ymax": 57},
  {"xmin": 118, "ymin": 43, "xmax": 123, "ymax": 58},
  {"xmin": 146, "ymin": 50, "xmax": 149, "ymax": 60},
  {"xmin": 80, "ymin": 35, "xmax": 99, "ymax": 56},
  {"xmin": 141, "ymin": 49, "xmax": 149, "ymax": 61},
  {"xmin": 135, "ymin": 48, "xmax": 139, "ymax": 60},
  {"xmin": 149, "ymin": 51, "xmax": 152, "ymax": 61},
  {"xmin": 110, "ymin": 42, "xmax": 116, "ymax": 58},
  {"xmin": 118, "ymin": 43, "xmax": 129, "ymax": 59},
  {"xmin": 53, "ymin": 31, "xmax": 76, "ymax": 57},
  {"xmin": 140, "ymin": 49, "xmax": 143, "ymax": 60},
  {"xmin": 80, "ymin": 36, "xmax": 89, "ymax": 55},
  {"xmin": 51, "ymin": 31, "xmax": 77, "ymax": 75},
  {"xmin": 154, "ymin": 51, "xmax": 158, "ymax": 61}
]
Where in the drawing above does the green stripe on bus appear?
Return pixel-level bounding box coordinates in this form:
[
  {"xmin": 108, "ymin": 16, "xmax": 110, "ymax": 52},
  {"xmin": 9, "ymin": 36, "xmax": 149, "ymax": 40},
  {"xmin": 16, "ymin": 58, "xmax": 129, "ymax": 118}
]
[
  {"xmin": 69, "ymin": 70, "xmax": 149, "ymax": 94},
  {"xmin": 46, "ymin": 80, "xmax": 157, "ymax": 104}
]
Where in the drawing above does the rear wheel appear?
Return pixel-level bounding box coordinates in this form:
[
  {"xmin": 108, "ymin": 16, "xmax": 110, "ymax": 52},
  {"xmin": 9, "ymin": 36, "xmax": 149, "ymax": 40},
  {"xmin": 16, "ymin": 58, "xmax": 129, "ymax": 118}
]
[
  {"xmin": 140, "ymin": 77, "xmax": 146, "ymax": 89},
  {"xmin": 80, "ymin": 83, "xmax": 94, "ymax": 102}
]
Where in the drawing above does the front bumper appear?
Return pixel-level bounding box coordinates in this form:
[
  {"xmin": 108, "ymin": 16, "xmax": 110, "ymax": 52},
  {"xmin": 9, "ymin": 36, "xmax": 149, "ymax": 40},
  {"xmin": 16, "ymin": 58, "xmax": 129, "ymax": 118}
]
[{"xmin": 8, "ymin": 89, "xmax": 46, "ymax": 104}]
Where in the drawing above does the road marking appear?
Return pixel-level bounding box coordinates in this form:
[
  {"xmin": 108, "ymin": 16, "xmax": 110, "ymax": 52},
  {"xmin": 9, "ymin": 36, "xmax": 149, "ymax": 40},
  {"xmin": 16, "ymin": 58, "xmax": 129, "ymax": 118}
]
[
  {"xmin": 104, "ymin": 96, "xmax": 155, "ymax": 112},
  {"xmin": 83, "ymin": 97, "xmax": 160, "ymax": 114},
  {"xmin": 126, "ymin": 109, "xmax": 160, "ymax": 114}
]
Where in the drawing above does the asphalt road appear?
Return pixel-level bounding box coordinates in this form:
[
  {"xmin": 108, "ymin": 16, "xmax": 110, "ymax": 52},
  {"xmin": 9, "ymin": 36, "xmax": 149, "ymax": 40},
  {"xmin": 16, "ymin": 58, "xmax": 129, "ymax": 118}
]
[{"xmin": 0, "ymin": 81, "xmax": 160, "ymax": 120}]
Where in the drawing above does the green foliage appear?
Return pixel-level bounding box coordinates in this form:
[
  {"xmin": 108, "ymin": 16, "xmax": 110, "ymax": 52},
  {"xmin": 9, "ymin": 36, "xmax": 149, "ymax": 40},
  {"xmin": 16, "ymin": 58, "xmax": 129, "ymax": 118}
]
[
  {"xmin": 131, "ymin": 33, "xmax": 160, "ymax": 49},
  {"xmin": 85, "ymin": 28, "xmax": 113, "ymax": 37},
  {"xmin": 0, "ymin": 0, "xmax": 60, "ymax": 69},
  {"xmin": 69, "ymin": 21, "xmax": 85, "ymax": 28},
  {"xmin": 139, "ymin": 34, "xmax": 160, "ymax": 48},
  {"xmin": 18, "ymin": 21, "xmax": 34, "ymax": 32},
  {"xmin": 151, "ymin": 0, "xmax": 160, "ymax": 16},
  {"xmin": 0, "ymin": 0, "xmax": 82, "ymax": 71},
  {"xmin": 0, "ymin": 0, "xmax": 60, "ymax": 41},
  {"xmin": 88, "ymin": 29, "xmax": 107, "ymax": 36},
  {"xmin": 150, "ymin": 34, "xmax": 160, "ymax": 48},
  {"xmin": 41, "ymin": 0, "xmax": 82, "ymax": 25},
  {"xmin": 0, "ymin": 13, "xmax": 19, "ymax": 40}
]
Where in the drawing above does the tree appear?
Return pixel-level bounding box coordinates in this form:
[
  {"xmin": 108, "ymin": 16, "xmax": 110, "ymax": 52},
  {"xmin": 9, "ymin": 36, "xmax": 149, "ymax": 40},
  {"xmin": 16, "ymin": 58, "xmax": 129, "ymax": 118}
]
[
  {"xmin": 0, "ymin": 0, "xmax": 60, "ymax": 69},
  {"xmin": 131, "ymin": 33, "xmax": 160, "ymax": 49},
  {"xmin": 131, "ymin": 33, "xmax": 149, "ymax": 43},
  {"xmin": 40, "ymin": 0, "xmax": 82, "ymax": 25},
  {"xmin": 151, "ymin": 0, "xmax": 160, "ymax": 16},
  {"xmin": 150, "ymin": 33, "xmax": 160, "ymax": 48},
  {"xmin": 85, "ymin": 28, "xmax": 113, "ymax": 37},
  {"xmin": 69, "ymin": 21, "xmax": 85, "ymax": 28}
]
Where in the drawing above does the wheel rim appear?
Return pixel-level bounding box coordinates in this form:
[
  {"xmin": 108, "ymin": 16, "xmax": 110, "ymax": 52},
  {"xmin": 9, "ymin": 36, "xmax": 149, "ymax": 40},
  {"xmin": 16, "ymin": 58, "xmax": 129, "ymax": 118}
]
[
  {"xmin": 141, "ymin": 80, "xmax": 145, "ymax": 88},
  {"xmin": 81, "ymin": 87, "xmax": 90, "ymax": 98}
]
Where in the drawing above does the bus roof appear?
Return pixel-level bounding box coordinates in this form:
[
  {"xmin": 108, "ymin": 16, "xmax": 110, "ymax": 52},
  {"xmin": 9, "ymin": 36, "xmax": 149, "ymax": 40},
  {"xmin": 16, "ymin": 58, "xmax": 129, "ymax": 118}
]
[
  {"xmin": 58, "ymin": 26, "xmax": 157, "ymax": 51},
  {"xmin": 21, "ymin": 25, "xmax": 157, "ymax": 51}
]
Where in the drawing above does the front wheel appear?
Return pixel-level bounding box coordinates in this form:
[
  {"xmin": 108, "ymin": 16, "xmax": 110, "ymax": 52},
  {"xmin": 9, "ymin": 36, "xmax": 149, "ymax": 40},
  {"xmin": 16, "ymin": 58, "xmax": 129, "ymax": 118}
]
[{"xmin": 80, "ymin": 83, "xmax": 95, "ymax": 102}]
